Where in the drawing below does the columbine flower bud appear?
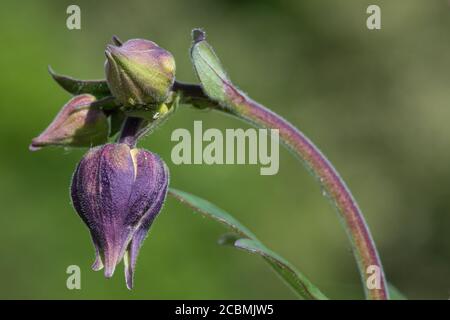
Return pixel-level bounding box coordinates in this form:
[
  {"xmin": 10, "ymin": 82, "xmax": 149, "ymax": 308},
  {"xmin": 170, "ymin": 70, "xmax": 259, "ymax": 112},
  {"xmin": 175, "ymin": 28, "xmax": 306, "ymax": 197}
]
[
  {"xmin": 105, "ymin": 39, "xmax": 176, "ymax": 107},
  {"xmin": 70, "ymin": 143, "xmax": 169, "ymax": 289},
  {"xmin": 30, "ymin": 94, "xmax": 108, "ymax": 151}
]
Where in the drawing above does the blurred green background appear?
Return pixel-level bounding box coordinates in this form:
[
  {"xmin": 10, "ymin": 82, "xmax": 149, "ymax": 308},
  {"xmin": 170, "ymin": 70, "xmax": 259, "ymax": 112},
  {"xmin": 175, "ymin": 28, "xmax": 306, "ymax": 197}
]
[{"xmin": 0, "ymin": 0, "xmax": 449, "ymax": 299}]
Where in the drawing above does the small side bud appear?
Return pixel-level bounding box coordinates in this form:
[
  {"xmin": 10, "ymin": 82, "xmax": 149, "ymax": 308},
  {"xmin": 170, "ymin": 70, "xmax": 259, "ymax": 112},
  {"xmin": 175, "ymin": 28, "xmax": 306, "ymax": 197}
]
[
  {"xmin": 30, "ymin": 94, "xmax": 109, "ymax": 151},
  {"xmin": 190, "ymin": 30, "xmax": 233, "ymax": 105},
  {"xmin": 105, "ymin": 39, "xmax": 176, "ymax": 107}
]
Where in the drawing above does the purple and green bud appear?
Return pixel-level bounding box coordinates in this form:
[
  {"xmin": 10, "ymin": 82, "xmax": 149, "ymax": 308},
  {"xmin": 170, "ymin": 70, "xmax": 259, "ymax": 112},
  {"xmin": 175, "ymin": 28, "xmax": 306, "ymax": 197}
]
[
  {"xmin": 30, "ymin": 94, "xmax": 109, "ymax": 151},
  {"xmin": 70, "ymin": 143, "xmax": 169, "ymax": 289},
  {"xmin": 105, "ymin": 39, "xmax": 176, "ymax": 107}
]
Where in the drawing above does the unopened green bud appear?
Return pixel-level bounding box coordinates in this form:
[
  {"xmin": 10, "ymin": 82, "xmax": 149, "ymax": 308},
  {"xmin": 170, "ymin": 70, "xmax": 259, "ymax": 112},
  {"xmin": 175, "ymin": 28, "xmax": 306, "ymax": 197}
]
[
  {"xmin": 190, "ymin": 29, "xmax": 231, "ymax": 104},
  {"xmin": 30, "ymin": 94, "xmax": 109, "ymax": 151},
  {"xmin": 105, "ymin": 39, "xmax": 176, "ymax": 107}
]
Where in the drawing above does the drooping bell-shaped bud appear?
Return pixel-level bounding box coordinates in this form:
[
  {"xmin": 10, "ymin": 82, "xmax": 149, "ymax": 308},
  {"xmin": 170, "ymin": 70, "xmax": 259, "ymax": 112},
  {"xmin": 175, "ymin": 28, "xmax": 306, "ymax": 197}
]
[
  {"xmin": 70, "ymin": 143, "xmax": 169, "ymax": 289},
  {"xmin": 105, "ymin": 39, "xmax": 176, "ymax": 107},
  {"xmin": 30, "ymin": 94, "xmax": 109, "ymax": 151}
]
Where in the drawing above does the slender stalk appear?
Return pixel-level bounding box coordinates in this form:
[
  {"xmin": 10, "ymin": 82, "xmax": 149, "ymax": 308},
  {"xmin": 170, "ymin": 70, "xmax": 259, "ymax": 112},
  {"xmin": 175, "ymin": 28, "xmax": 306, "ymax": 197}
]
[
  {"xmin": 175, "ymin": 82, "xmax": 388, "ymax": 300},
  {"xmin": 118, "ymin": 116, "xmax": 144, "ymax": 147}
]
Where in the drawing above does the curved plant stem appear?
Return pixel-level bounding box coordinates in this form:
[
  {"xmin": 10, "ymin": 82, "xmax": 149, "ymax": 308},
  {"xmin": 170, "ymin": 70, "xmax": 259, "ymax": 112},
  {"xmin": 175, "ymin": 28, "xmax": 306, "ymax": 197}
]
[
  {"xmin": 117, "ymin": 116, "xmax": 144, "ymax": 147},
  {"xmin": 175, "ymin": 82, "xmax": 388, "ymax": 300}
]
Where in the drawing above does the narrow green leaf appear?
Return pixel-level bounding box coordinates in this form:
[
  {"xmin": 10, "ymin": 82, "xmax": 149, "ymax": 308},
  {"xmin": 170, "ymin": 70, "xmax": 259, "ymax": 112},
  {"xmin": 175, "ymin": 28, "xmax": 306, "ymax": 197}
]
[
  {"xmin": 388, "ymin": 284, "xmax": 407, "ymax": 300},
  {"xmin": 232, "ymin": 238, "xmax": 328, "ymax": 300},
  {"xmin": 48, "ymin": 66, "xmax": 111, "ymax": 97},
  {"xmin": 169, "ymin": 188, "xmax": 256, "ymax": 239},
  {"xmin": 169, "ymin": 188, "xmax": 327, "ymax": 300}
]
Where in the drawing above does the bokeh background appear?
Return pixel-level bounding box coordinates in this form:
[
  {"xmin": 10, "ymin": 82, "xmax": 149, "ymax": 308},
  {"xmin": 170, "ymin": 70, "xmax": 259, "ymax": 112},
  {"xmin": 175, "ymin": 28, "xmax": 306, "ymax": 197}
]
[{"xmin": 0, "ymin": 0, "xmax": 449, "ymax": 299}]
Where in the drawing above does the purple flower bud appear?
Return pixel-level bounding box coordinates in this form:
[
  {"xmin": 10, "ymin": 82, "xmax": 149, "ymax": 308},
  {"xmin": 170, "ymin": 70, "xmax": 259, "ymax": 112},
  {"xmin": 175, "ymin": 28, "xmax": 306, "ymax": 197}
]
[
  {"xmin": 105, "ymin": 39, "xmax": 176, "ymax": 107},
  {"xmin": 70, "ymin": 143, "xmax": 169, "ymax": 289},
  {"xmin": 30, "ymin": 94, "xmax": 109, "ymax": 151}
]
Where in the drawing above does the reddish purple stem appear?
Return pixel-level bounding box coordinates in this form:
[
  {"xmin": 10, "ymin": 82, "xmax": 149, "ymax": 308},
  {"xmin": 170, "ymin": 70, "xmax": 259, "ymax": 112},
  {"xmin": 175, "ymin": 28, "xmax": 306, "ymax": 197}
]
[
  {"xmin": 176, "ymin": 80, "xmax": 389, "ymax": 299},
  {"xmin": 228, "ymin": 89, "xmax": 388, "ymax": 300}
]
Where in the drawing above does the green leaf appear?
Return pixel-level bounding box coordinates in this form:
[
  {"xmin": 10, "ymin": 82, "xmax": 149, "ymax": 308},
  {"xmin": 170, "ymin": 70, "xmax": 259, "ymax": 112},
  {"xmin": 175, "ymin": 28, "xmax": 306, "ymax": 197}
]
[
  {"xmin": 169, "ymin": 188, "xmax": 256, "ymax": 239},
  {"xmin": 169, "ymin": 188, "xmax": 328, "ymax": 300},
  {"xmin": 388, "ymin": 284, "xmax": 407, "ymax": 300},
  {"xmin": 231, "ymin": 238, "xmax": 327, "ymax": 300},
  {"xmin": 48, "ymin": 66, "xmax": 111, "ymax": 97}
]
